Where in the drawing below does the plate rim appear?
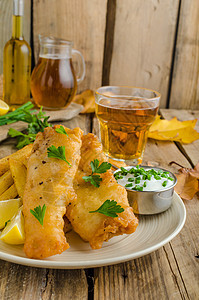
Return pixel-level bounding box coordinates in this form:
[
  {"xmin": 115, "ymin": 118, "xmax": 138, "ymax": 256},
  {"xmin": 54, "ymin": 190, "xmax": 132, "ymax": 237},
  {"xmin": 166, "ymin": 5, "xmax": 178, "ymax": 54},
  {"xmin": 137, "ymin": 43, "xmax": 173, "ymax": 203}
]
[{"xmin": 0, "ymin": 192, "xmax": 186, "ymax": 269}]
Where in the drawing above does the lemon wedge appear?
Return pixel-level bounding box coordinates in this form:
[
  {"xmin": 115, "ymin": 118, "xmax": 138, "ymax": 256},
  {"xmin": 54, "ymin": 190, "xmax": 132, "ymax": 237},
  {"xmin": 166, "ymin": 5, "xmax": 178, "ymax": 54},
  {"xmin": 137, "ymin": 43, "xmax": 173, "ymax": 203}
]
[
  {"xmin": 0, "ymin": 207, "xmax": 25, "ymax": 244},
  {"xmin": 0, "ymin": 198, "xmax": 22, "ymax": 229},
  {"xmin": 0, "ymin": 100, "xmax": 9, "ymax": 116}
]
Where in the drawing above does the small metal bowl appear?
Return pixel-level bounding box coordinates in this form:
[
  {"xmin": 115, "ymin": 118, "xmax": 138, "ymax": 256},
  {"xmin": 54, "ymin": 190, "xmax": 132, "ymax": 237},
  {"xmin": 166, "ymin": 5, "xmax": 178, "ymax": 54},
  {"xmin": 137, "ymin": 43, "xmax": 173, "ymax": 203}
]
[{"xmin": 114, "ymin": 166, "xmax": 177, "ymax": 215}]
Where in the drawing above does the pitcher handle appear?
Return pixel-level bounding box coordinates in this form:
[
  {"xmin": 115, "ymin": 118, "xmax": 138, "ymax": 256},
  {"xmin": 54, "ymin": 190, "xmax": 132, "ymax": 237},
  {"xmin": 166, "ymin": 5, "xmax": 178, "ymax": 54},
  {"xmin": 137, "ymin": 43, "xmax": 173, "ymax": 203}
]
[{"xmin": 72, "ymin": 49, "xmax": 86, "ymax": 84}]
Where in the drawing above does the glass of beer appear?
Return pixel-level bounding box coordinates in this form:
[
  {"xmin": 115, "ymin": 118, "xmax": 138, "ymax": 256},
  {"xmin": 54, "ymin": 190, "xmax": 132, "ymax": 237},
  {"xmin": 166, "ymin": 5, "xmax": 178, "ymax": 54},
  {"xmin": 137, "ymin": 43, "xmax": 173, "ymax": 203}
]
[
  {"xmin": 95, "ymin": 86, "xmax": 161, "ymax": 164},
  {"xmin": 31, "ymin": 35, "xmax": 85, "ymax": 109}
]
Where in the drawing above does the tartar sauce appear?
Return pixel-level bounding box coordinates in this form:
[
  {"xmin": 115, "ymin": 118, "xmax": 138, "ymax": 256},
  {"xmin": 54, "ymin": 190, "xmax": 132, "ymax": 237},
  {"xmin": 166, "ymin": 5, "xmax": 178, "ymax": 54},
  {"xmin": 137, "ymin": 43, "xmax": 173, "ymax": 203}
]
[{"xmin": 114, "ymin": 166, "xmax": 174, "ymax": 192}]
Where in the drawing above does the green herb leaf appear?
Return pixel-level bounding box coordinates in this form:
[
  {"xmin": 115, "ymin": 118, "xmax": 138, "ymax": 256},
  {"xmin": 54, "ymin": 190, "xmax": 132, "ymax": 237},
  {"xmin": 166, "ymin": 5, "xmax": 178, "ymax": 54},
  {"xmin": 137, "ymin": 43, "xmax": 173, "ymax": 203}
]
[
  {"xmin": 8, "ymin": 128, "xmax": 25, "ymax": 138},
  {"xmin": 132, "ymin": 185, "xmax": 143, "ymax": 191},
  {"xmin": 90, "ymin": 159, "xmax": 99, "ymax": 173},
  {"xmin": 83, "ymin": 175, "xmax": 102, "ymax": 188},
  {"xmin": 128, "ymin": 178, "xmax": 134, "ymax": 182},
  {"xmin": 47, "ymin": 145, "xmax": 71, "ymax": 166},
  {"xmin": 55, "ymin": 126, "xmax": 69, "ymax": 136},
  {"xmin": 90, "ymin": 159, "xmax": 111, "ymax": 174},
  {"xmin": 4, "ymin": 220, "xmax": 11, "ymax": 227},
  {"xmin": 114, "ymin": 173, "xmax": 123, "ymax": 180},
  {"xmin": 125, "ymin": 183, "xmax": 133, "ymax": 187},
  {"xmin": 162, "ymin": 180, "xmax": 167, "ymax": 187},
  {"xmin": 7, "ymin": 105, "xmax": 52, "ymax": 149},
  {"xmin": 135, "ymin": 178, "xmax": 140, "ymax": 184},
  {"xmin": 89, "ymin": 199, "xmax": 124, "ymax": 218},
  {"xmin": 30, "ymin": 204, "xmax": 46, "ymax": 226},
  {"xmin": 168, "ymin": 176, "xmax": 174, "ymax": 181},
  {"xmin": 154, "ymin": 175, "xmax": 161, "ymax": 180},
  {"xmin": 83, "ymin": 159, "xmax": 111, "ymax": 188},
  {"xmin": 0, "ymin": 102, "xmax": 34, "ymax": 126},
  {"xmin": 120, "ymin": 167, "xmax": 128, "ymax": 175},
  {"xmin": 8, "ymin": 128, "xmax": 37, "ymax": 149}
]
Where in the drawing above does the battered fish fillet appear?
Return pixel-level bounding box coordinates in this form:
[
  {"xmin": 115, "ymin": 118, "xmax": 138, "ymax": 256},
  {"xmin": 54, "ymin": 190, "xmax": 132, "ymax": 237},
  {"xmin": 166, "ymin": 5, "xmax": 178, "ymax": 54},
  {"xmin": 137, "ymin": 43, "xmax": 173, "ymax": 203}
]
[
  {"xmin": 23, "ymin": 125, "xmax": 83, "ymax": 259},
  {"xmin": 66, "ymin": 133, "xmax": 138, "ymax": 249}
]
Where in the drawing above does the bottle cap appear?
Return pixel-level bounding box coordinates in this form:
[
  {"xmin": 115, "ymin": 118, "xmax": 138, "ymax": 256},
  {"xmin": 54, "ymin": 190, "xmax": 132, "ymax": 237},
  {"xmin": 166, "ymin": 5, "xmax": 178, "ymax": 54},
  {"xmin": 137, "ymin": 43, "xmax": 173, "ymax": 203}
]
[{"xmin": 13, "ymin": 0, "xmax": 24, "ymax": 16}]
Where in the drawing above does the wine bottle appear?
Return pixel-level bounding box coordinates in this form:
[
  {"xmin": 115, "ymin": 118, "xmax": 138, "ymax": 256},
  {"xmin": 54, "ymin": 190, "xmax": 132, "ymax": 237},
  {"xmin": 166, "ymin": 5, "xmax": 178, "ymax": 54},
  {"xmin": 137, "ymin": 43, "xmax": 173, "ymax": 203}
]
[{"xmin": 3, "ymin": 0, "xmax": 31, "ymax": 107}]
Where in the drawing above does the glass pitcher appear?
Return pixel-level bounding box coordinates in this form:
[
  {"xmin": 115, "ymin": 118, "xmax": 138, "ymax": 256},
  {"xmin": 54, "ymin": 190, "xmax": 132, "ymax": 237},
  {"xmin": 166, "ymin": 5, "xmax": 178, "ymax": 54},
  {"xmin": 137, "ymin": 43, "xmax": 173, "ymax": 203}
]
[{"xmin": 31, "ymin": 35, "xmax": 85, "ymax": 109}]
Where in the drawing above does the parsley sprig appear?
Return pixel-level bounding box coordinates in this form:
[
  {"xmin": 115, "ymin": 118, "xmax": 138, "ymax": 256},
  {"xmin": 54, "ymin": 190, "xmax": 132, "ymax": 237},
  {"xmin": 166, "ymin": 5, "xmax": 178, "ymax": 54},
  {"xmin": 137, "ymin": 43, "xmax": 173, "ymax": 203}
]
[
  {"xmin": 8, "ymin": 105, "xmax": 51, "ymax": 149},
  {"xmin": 0, "ymin": 101, "xmax": 35, "ymax": 126},
  {"xmin": 89, "ymin": 200, "xmax": 124, "ymax": 218},
  {"xmin": 55, "ymin": 126, "xmax": 68, "ymax": 136},
  {"xmin": 30, "ymin": 204, "xmax": 46, "ymax": 226},
  {"xmin": 83, "ymin": 159, "xmax": 111, "ymax": 188},
  {"xmin": 47, "ymin": 145, "xmax": 71, "ymax": 166}
]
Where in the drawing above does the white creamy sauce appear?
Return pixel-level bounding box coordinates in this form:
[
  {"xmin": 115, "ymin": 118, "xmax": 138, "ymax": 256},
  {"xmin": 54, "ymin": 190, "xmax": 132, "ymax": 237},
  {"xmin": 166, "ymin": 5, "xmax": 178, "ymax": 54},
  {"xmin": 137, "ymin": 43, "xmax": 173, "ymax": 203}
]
[{"xmin": 115, "ymin": 167, "xmax": 174, "ymax": 192}]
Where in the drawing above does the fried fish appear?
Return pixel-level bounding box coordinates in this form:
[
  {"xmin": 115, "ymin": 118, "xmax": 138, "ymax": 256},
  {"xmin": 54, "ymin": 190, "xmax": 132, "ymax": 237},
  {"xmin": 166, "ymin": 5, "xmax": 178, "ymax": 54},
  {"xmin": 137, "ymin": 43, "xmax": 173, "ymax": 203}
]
[
  {"xmin": 23, "ymin": 125, "xmax": 83, "ymax": 259},
  {"xmin": 66, "ymin": 133, "xmax": 138, "ymax": 249}
]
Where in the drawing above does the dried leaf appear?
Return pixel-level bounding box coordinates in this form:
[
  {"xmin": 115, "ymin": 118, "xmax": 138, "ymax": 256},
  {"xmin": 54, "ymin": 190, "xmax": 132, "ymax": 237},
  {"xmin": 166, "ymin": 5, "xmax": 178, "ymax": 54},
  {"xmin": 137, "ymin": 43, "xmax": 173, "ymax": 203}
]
[
  {"xmin": 73, "ymin": 90, "xmax": 95, "ymax": 114},
  {"xmin": 148, "ymin": 115, "xmax": 199, "ymax": 143},
  {"xmin": 173, "ymin": 162, "xmax": 199, "ymax": 200}
]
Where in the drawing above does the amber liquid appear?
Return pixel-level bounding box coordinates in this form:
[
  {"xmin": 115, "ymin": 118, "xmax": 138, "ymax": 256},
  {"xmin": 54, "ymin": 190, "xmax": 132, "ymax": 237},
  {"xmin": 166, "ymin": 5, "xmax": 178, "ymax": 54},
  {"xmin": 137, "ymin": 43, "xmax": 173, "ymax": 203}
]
[
  {"xmin": 31, "ymin": 56, "xmax": 77, "ymax": 109},
  {"xmin": 96, "ymin": 98, "xmax": 158, "ymax": 162},
  {"xmin": 3, "ymin": 16, "xmax": 31, "ymax": 107}
]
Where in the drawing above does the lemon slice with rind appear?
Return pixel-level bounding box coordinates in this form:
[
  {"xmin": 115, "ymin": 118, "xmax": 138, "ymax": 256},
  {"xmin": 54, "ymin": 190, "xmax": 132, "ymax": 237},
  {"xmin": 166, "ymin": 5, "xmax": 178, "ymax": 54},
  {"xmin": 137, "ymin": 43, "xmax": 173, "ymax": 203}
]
[
  {"xmin": 0, "ymin": 198, "xmax": 22, "ymax": 229},
  {"xmin": 0, "ymin": 207, "xmax": 25, "ymax": 244},
  {"xmin": 0, "ymin": 100, "xmax": 9, "ymax": 116}
]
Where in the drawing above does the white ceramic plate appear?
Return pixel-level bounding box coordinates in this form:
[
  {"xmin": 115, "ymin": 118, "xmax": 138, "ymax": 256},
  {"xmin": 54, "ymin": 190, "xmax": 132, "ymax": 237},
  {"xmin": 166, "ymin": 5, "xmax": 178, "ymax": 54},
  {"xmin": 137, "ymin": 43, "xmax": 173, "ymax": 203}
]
[{"xmin": 0, "ymin": 192, "xmax": 186, "ymax": 269}]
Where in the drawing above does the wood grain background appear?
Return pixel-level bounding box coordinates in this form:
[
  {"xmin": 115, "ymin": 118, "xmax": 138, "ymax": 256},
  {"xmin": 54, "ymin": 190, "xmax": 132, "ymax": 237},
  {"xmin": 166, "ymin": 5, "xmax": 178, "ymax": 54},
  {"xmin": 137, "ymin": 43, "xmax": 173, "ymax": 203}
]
[{"xmin": 0, "ymin": 0, "xmax": 198, "ymax": 109}]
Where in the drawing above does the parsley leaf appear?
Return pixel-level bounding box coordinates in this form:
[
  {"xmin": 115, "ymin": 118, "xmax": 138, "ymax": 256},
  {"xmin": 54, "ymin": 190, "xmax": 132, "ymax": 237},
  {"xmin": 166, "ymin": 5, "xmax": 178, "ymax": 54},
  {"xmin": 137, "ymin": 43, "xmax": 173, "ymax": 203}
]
[
  {"xmin": 30, "ymin": 204, "xmax": 46, "ymax": 226},
  {"xmin": 8, "ymin": 128, "xmax": 37, "ymax": 149},
  {"xmin": 83, "ymin": 175, "xmax": 102, "ymax": 188},
  {"xmin": 55, "ymin": 126, "xmax": 68, "ymax": 136},
  {"xmin": 89, "ymin": 200, "xmax": 124, "ymax": 218},
  {"xmin": 7, "ymin": 106, "xmax": 51, "ymax": 149},
  {"xmin": 83, "ymin": 159, "xmax": 111, "ymax": 188},
  {"xmin": 4, "ymin": 220, "xmax": 11, "ymax": 227},
  {"xmin": 91, "ymin": 159, "xmax": 111, "ymax": 174},
  {"xmin": 47, "ymin": 145, "xmax": 71, "ymax": 166}
]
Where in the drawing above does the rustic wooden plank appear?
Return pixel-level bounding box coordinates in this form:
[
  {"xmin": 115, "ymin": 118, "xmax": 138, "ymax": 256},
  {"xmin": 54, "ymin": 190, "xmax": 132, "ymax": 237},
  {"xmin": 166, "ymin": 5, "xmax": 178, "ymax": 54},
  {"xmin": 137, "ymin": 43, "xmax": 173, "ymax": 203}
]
[
  {"xmin": 168, "ymin": 196, "xmax": 199, "ymax": 299},
  {"xmin": 109, "ymin": 0, "xmax": 179, "ymax": 108},
  {"xmin": 102, "ymin": 0, "xmax": 116, "ymax": 85},
  {"xmin": 33, "ymin": 0, "xmax": 107, "ymax": 92},
  {"xmin": 93, "ymin": 116, "xmax": 198, "ymax": 299},
  {"xmin": 94, "ymin": 247, "xmax": 188, "ymax": 300},
  {"xmin": 159, "ymin": 109, "xmax": 199, "ymax": 298},
  {"xmin": 0, "ymin": 0, "xmax": 31, "ymax": 74},
  {"xmin": 60, "ymin": 114, "xmax": 91, "ymax": 135},
  {"xmin": 160, "ymin": 109, "xmax": 199, "ymax": 166},
  {"xmin": 0, "ymin": 261, "xmax": 88, "ymax": 299},
  {"xmin": 169, "ymin": 0, "xmax": 199, "ymax": 109}
]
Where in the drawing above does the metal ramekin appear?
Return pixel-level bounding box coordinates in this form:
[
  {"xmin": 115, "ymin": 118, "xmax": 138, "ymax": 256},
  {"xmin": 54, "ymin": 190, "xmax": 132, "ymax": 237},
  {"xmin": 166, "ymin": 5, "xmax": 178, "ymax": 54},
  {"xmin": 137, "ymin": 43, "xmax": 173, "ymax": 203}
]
[{"xmin": 114, "ymin": 166, "xmax": 177, "ymax": 215}]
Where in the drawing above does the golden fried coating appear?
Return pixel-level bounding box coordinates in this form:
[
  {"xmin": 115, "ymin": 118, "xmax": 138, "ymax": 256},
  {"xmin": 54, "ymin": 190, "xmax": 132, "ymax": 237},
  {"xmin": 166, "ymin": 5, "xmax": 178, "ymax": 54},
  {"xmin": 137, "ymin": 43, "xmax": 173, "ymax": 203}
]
[
  {"xmin": 23, "ymin": 126, "xmax": 83, "ymax": 259},
  {"xmin": 67, "ymin": 133, "xmax": 138, "ymax": 249}
]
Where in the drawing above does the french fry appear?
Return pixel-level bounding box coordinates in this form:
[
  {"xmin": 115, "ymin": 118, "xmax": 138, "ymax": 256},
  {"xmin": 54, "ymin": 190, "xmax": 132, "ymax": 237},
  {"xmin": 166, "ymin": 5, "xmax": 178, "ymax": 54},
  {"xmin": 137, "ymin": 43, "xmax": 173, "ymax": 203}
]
[
  {"xmin": 0, "ymin": 144, "xmax": 32, "ymax": 176},
  {"xmin": 0, "ymin": 184, "xmax": 18, "ymax": 201},
  {"xmin": 0, "ymin": 170, "xmax": 14, "ymax": 195},
  {"xmin": 9, "ymin": 159, "xmax": 27, "ymax": 198}
]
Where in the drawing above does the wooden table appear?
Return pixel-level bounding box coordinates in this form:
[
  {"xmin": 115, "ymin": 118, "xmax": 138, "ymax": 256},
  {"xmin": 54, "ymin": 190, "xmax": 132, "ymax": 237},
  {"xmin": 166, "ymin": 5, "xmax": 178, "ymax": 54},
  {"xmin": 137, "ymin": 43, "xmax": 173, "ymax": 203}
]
[{"xmin": 0, "ymin": 109, "xmax": 198, "ymax": 300}]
